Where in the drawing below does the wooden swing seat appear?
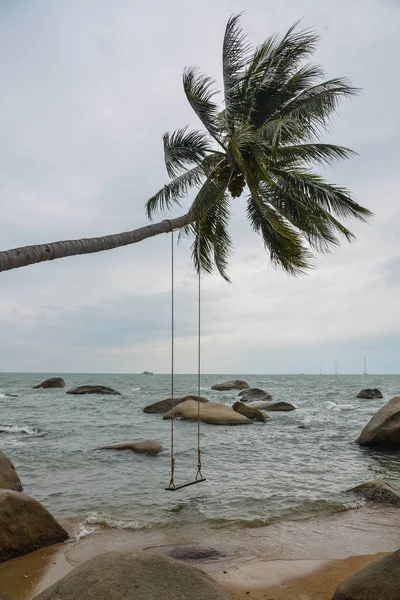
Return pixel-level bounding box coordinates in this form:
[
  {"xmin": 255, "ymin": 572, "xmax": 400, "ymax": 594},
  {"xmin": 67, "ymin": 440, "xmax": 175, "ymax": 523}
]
[{"xmin": 165, "ymin": 477, "xmax": 206, "ymax": 491}]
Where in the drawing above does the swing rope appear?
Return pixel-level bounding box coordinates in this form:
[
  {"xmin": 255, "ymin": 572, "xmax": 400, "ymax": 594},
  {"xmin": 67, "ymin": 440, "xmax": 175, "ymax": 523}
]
[
  {"xmin": 168, "ymin": 225, "xmax": 175, "ymax": 489},
  {"xmin": 166, "ymin": 223, "xmax": 205, "ymax": 490},
  {"xmin": 196, "ymin": 239, "xmax": 203, "ymax": 481}
]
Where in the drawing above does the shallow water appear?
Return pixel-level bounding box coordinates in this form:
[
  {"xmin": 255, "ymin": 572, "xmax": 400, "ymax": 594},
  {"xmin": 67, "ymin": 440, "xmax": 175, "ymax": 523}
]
[{"xmin": 0, "ymin": 373, "xmax": 399, "ymax": 533}]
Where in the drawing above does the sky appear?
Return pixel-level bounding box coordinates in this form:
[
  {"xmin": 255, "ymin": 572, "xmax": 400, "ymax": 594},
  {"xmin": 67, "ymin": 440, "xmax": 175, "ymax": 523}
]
[{"xmin": 0, "ymin": 0, "xmax": 399, "ymax": 374}]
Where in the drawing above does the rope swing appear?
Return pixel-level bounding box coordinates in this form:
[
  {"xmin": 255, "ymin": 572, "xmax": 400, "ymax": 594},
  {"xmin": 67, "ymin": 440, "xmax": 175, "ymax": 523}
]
[{"xmin": 165, "ymin": 224, "xmax": 206, "ymax": 491}]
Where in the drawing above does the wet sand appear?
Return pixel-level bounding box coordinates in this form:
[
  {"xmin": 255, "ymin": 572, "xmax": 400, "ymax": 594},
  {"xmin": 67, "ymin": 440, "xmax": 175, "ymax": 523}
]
[{"xmin": 0, "ymin": 505, "xmax": 398, "ymax": 599}]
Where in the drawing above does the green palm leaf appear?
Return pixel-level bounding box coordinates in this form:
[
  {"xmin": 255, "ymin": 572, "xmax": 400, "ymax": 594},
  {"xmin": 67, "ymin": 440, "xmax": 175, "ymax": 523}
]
[
  {"xmin": 246, "ymin": 183, "xmax": 312, "ymax": 275},
  {"xmin": 222, "ymin": 13, "xmax": 251, "ymax": 130},
  {"xmin": 163, "ymin": 127, "xmax": 212, "ymax": 177},
  {"xmin": 146, "ymin": 166, "xmax": 205, "ymax": 218},
  {"xmin": 183, "ymin": 67, "xmax": 221, "ymax": 143}
]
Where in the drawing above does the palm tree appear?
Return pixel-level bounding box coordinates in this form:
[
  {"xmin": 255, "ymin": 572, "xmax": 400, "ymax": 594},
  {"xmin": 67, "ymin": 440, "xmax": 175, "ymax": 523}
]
[{"xmin": 0, "ymin": 15, "xmax": 371, "ymax": 275}]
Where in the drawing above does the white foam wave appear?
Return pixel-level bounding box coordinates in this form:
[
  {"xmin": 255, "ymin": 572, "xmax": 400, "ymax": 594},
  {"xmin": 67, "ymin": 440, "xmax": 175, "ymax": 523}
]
[
  {"xmin": 325, "ymin": 402, "xmax": 354, "ymax": 412},
  {"xmin": 131, "ymin": 387, "xmax": 141, "ymax": 392},
  {"xmin": 85, "ymin": 512, "xmax": 147, "ymax": 530},
  {"xmin": 74, "ymin": 523, "xmax": 96, "ymax": 541},
  {"xmin": 0, "ymin": 424, "xmax": 41, "ymax": 435},
  {"xmin": 342, "ymin": 497, "xmax": 366, "ymax": 510}
]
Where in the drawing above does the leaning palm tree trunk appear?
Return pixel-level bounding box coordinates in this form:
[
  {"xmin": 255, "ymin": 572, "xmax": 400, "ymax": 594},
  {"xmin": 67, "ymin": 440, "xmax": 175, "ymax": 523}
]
[{"xmin": 0, "ymin": 212, "xmax": 194, "ymax": 273}]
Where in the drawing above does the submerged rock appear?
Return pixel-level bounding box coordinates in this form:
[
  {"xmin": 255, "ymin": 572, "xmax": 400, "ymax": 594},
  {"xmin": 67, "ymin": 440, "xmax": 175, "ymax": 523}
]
[
  {"xmin": 248, "ymin": 401, "xmax": 296, "ymax": 412},
  {"xmin": 145, "ymin": 544, "xmax": 225, "ymax": 561},
  {"xmin": 99, "ymin": 440, "xmax": 162, "ymax": 456},
  {"xmin": 0, "ymin": 490, "xmax": 68, "ymax": 563},
  {"xmin": 238, "ymin": 388, "xmax": 272, "ymax": 402},
  {"xmin": 32, "ymin": 550, "xmax": 231, "ymax": 600},
  {"xmin": 232, "ymin": 401, "xmax": 268, "ymax": 422},
  {"xmin": 356, "ymin": 388, "xmax": 383, "ymax": 399},
  {"xmin": 211, "ymin": 380, "xmax": 249, "ymax": 391},
  {"xmin": 33, "ymin": 377, "xmax": 65, "ymax": 389},
  {"xmin": 164, "ymin": 399, "xmax": 252, "ymax": 425},
  {"xmin": 357, "ymin": 396, "xmax": 400, "ymax": 448},
  {"xmin": 345, "ymin": 481, "xmax": 400, "ymax": 506},
  {"xmin": 143, "ymin": 395, "xmax": 208, "ymax": 414},
  {"xmin": 332, "ymin": 549, "xmax": 400, "ymax": 600},
  {"xmin": 67, "ymin": 385, "xmax": 121, "ymax": 395},
  {"xmin": 0, "ymin": 450, "xmax": 22, "ymax": 491}
]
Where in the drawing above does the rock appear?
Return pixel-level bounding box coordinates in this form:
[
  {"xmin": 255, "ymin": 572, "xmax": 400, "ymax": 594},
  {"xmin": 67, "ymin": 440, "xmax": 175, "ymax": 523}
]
[
  {"xmin": 357, "ymin": 396, "xmax": 400, "ymax": 448},
  {"xmin": 232, "ymin": 402, "xmax": 269, "ymax": 422},
  {"xmin": 143, "ymin": 395, "xmax": 208, "ymax": 414},
  {"xmin": 332, "ymin": 548, "xmax": 400, "ymax": 600},
  {"xmin": 32, "ymin": 550, "xmax": 231, "ymax": 600},
  {"xmin": 248, "ymin": 401, "xmax": 296, "ymax": 412},
  {"xmin": 345, "ymin": 481, "xmax": 400, "ymax": 506},
  {"xmin": 0, "ymin": 490, "xmax": 68, "ymax": 563},
  {"xmin": 33, "ymin": 377, "xmax": 65, "ymax": 389},
  {"xmin": 164, "ymin": 399, "xmax": 252, "ymax": 425},
  {"xmin": 4, "ymin": 393, "xmax": 18, "ymax": 397},
  {"xmin": 238, "ymin": 388, "xmax": 272, "ymax": 402},
  {"xmin": 67, "ymin": 385, "xmax": 121, "ymax": 395},
  {"xmin": 99, "ymin": 440, "xmax": 162, "ymax": 456},
  {"xmin": 0, "ymin": 450, "xmax": 23, "ymax": 491},
  {"xmin": 211, "ymin": 380, "xmax": 249, "ymax": 391},
  {"xmin": 356, "ymin": 388, "xmax": 383, "ymax": 399},
  {"xmin": 145, "ymin": 544, "xmax": 225, "ymax": 561}
]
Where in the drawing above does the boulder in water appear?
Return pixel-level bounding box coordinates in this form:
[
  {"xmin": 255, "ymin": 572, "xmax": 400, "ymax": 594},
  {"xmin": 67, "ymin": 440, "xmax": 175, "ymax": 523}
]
[
  {"xmin": 248, "ymin": 400, "xmax": 296, "ymax": 412},
  {"xmin": 332, "ymin": 549, "xmax": 400, "ymax": 600},
  {"xmin": 0, "ymin": 451, "xmax": 22, "ymax": 491},
  {"xmin": 33, "ymin": 377, "xmax": 65, "ymax": 389},
  {"xmin": 32, "ymin": 550, "xmax": 231, "ymax": 600},
  {"xmin": 164, "ymin": 399, "xmax": 252, "ymax": 425},
  {"xmin": 0, "ymin": 490, "xmax": 68, "ymax": 563},
  {"xmin": 232, "ymin": 401, "xmax": 269, "ymax": 422},
  {"xmin": 145, "ymin": 544, "xmax": 225, "ymax": 561},
  {"xmin": 357, "ymin": 396, "xmax": 400, "ymax": 448},
  {"xmin": 238, "ymin": 388, "xmax": 272, "ymax": 402},
  {"xmin": 67, "ymin": 385, "xmax": 121, "ymax": 395},
  {"xmin": 211, "ymin": 380, "xmax": 249, "ymax": 391},
  {"xmin": 356, "ymin": 388, "xmax": 383, "ymax": 399},
  {"xmin": 99, "ymin": 440, "xmax": 162, "ymax": 456},
  {"xmin": 143, "ymin": 395, "xmax": 208, "ymax": 414},
  {"xmin": 345, "ymin": 481, "xmax": 400, "ymax": 506}
]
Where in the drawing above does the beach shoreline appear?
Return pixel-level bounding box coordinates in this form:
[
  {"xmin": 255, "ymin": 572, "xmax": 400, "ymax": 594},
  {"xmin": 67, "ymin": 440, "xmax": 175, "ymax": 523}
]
[{"xmin": 1, "ymin": 504, "xmax": 398, "ymax": 599}]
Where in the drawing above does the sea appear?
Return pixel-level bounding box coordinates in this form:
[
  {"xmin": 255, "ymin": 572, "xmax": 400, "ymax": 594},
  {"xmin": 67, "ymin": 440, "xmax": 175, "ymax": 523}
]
[{"xmin": 0, "ymin": 373, "xmax": 399, "ymax": 540}]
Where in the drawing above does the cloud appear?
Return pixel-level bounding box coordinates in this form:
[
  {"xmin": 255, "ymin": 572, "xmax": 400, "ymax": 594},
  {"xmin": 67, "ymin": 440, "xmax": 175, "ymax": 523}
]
[{"xmin": 0, "ymin": 0, "xmax": 399, "ymax": 373}]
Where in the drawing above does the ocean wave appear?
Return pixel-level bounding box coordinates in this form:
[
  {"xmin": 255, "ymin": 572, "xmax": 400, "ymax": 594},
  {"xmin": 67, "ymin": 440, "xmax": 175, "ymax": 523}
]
[
  {"xmin": 0, "ymin": 424, "xmax": 45, "ymax": 436},
  {"xmin": 325, "ymin": 401, "xmax": 354, "ymax": 412},
  {"xmin": 132, "ymin": 387, "xmax": 141, "ymax": 392},
  {"xmin": 85, "ymin": 512, "xmax": 151, "ymax": 530}
]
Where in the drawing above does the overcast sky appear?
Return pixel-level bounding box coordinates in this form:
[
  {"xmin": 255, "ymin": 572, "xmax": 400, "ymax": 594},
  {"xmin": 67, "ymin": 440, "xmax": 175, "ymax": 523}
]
[{"xmin": 0, "ymin": 0, "xmax": 399, "ymax": 374}]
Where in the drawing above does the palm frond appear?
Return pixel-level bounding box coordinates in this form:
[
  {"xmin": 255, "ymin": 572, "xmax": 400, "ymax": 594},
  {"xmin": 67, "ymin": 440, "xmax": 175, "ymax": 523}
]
[
  {"xmin": 188, "ymin": 164, "xmax": 228, "ymax": 220},
  {"xmin": 246, "ymin": 183, "xmax": 313, "ymax": 275},
  {"xmin": 191, "ymin": 192, "xmax": 232, "ymax": 281},
  {"xmin": 163, "ymin": 127, "xmax": 212, "ymax": 177},
  {"xmin": 222, "ymin": 13, "xmax": 252, "ymax": 129},
  {"xmin": 241, "ymin": 23, "xmax": 320, "ymax": 126},
  {"xmin": 146, "ymin": 166, "xmax": 205, "ymax": 218},
  {"xmin": 281, "ymin": 78, "xmax": 359, "ymax": 136},
  {"xmin": 270, "ymin": 169, "xmax": 372, "ymax": 222},
  {"xmin": 258, "ymin": 116, "xmax": 306, "ymax": 145},
  {"xmin": 260, "ymin": 182, "xmax": 353, "ymax": 253},
  {"xmin": 271, "ymin": 143, "xmax": 356, "ymax": 168},
  {"xmin": 183, "ymin": 67, "xmax": 221, "ymax": 142}
]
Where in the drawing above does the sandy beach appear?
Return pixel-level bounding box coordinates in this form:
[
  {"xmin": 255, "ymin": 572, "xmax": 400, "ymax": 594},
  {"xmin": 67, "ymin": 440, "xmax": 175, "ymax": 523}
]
[{"xmin": 1, "ymin": 504, "xmax": 398, "ymax": 600}]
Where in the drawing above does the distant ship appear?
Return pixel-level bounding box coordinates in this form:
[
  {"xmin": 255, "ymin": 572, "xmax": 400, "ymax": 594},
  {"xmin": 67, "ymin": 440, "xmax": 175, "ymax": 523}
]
[{"xmin": 142, "ymin": 371, "xmax": 153, "ymax": 375}]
